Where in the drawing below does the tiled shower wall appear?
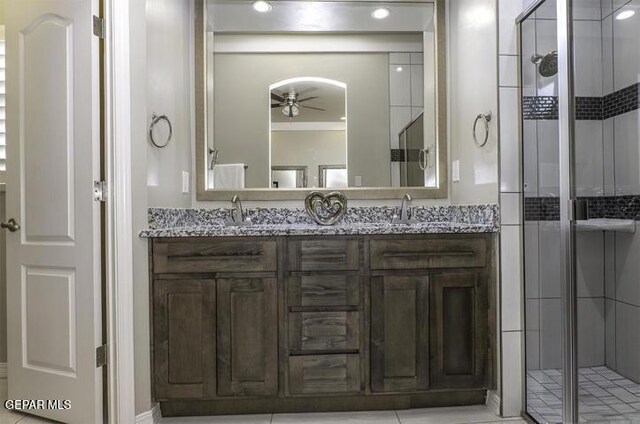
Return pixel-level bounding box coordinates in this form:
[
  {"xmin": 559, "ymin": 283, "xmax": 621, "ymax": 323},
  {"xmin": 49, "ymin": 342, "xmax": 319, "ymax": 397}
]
[
  {"xmin": 389, "ymin": 52, "xmax": 426, "ymax": 187},
  {"xmin": 602, "ymin": 0, "xmax": 640, "ymax": 384}
]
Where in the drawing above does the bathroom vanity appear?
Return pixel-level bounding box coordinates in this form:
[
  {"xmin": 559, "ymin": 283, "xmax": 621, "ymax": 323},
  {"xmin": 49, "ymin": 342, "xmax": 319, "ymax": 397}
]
[{"xmin": 143, "ymin": 206, "xmax": 498, "ymax": 417}]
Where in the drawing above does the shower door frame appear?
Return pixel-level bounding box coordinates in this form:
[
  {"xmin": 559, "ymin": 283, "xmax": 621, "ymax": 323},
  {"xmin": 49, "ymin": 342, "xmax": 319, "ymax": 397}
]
[{"xmin": 516, "ymin": 0, "xmax": 579, "ymax": 423}]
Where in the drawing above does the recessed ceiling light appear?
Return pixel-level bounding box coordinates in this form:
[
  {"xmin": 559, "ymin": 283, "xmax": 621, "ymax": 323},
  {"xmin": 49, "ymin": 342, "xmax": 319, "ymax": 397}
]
[
  {"xmin": 371, "ymin": 8, "xmax": 390, "ymax": 19},
  {"xmin": 252, "ymin": 0, "xmax": 272, "ymax": 13},
  {"xmin": 616, "ymin": 10, "xmax": 635, "ymax": 20},
  {"xmin": 340, "ymin": 116, "xmax": 346, "ymax": 121},
  {"xmin": 396, "ymin": 66, "xmax": 403, "ymax": 72}
]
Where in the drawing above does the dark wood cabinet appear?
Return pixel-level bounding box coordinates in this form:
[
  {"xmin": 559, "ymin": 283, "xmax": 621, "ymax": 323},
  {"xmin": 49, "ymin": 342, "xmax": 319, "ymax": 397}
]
[
  {"xmin": 153, "ymin": 279, "xmax": 216, "ymax": 400},
  {"xmin": 217, "ymin": 278, "xmax": 278, "ymax": 397},
  {"xmin": 150, "ymin": 234, "xmax": 495, "ymax": 416},
  {"xmin": 430, "ymin": 272, "xmax": 487, "ymax": 389},
  {"xmin": 370, "ymin": 274, "xmax": 429, "ymax": 393}
]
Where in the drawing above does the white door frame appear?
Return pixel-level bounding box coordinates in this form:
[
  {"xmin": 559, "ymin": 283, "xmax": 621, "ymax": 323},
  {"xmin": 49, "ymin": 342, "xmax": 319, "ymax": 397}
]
[{"xmin": 104, "ymin": 0, "xmax": 136, "ymax": 422}]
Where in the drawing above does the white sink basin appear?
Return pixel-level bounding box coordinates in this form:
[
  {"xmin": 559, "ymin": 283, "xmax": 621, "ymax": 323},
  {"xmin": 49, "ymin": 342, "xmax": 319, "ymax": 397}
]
[{"xmin": 575, "ymin": 218, "xmax": 636, "ymax": 233}]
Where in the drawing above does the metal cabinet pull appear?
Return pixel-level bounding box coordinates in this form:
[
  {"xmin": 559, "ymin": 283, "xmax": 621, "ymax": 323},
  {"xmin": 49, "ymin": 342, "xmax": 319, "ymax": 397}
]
[{"xmin": 1, "ymin": 218, "xmax": 21, "ymax": 232}]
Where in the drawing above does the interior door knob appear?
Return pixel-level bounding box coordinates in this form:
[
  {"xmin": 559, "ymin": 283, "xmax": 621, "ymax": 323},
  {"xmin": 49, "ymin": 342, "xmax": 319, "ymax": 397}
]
[{"xmin": 1, "ymin": 218, "xmax": 21, "ymax": 232}]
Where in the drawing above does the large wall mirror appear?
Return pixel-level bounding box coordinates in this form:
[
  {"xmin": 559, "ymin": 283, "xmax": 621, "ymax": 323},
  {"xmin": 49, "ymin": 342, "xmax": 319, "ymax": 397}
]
[{"xmin": 196, "ymin": 0, "xmax": 447, "ymax": 200}]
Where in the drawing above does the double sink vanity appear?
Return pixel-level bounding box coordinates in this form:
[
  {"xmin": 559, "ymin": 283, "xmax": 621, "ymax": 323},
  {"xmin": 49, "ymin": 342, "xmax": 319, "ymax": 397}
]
[{"xmin": 141, "ymin": 200, "xmax": 499, "ymax": 417}]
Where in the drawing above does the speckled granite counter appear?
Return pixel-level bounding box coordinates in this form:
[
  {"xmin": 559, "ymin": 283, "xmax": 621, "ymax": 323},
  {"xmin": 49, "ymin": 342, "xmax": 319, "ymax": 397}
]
[{"xmin": 139, "ymin": 204, "xmax": 500, "ymax": 238}]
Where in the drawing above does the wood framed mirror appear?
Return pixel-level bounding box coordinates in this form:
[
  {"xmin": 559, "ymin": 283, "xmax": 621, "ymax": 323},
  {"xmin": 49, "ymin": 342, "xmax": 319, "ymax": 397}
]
[{"xmin": 195, "ymin": 0, "xmax": 447, "ymax": 200}]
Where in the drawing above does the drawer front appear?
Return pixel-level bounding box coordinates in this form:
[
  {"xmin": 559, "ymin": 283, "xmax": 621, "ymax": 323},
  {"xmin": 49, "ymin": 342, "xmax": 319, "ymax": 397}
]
[
  {"xmin": 289, "ymin": 311, "xmax": 360, "ymax": 352},
  {"xmin": 370, "ymin": 238, "xmax": 487, "ymax": 270},
  {"xmin": 288, "ymin": 239, "xmax": 360, "ymax": 271},
  {"xmin": 153, "ymin": 240, "xmax": 277, "ymax": 273},
  {"xmin": 287, "ymin": 274, "xmax": 360, "ymax": 307},
  {"xmin": 288, "ymin": 354, "xmax": 361, "ymax": 395}
]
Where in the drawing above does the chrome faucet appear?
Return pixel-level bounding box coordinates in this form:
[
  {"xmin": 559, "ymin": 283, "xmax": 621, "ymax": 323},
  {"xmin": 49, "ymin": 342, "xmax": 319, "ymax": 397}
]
[
  {"xmin": 227, "ymin": 195, "xmax": 252, "ymax": 226},
  {"xmin": 391, "ymin": 193, "xmax": 415, "ymax": 224}
]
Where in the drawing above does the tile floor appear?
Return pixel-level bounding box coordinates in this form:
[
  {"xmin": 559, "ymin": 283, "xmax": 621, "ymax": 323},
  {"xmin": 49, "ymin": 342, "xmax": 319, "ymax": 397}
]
[
  {"xmin": 0, "ymin": 377, "xmax": 527, "ymax": 424},
  {"xmin": 526, "ymin": 366, "xmax": 640, "ymax": 423},
  {"xmin": 160, "ymin": 406, "xmax": 526, "ymax": 424}
]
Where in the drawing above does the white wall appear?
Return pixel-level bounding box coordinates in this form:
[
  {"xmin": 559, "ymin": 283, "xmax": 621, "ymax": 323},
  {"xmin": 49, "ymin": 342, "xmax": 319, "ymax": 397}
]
[
  {"xmin": 271, "ymin": 130, "xmax": 346, "ymax": 188},
  {"xmin": 212, "ymin": 53, "xmax": 390, "ymax": 188},
  {"xmin": 131, "ymin": 0, "xmax": 195, "ymax": 416},
  {"xmin": 146, "ymin": 0, "xmax": 194, "ymax": 208},
  {"xmin": 448, "ymin": 0, "xmax": 499, "ymax": 205}
]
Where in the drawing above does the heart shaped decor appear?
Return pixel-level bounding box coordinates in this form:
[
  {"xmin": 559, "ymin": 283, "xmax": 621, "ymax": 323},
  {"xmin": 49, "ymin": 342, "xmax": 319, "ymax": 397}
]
[{"xmin": 304, "ymin": 191, "xmax": 348, "ymax": 226}]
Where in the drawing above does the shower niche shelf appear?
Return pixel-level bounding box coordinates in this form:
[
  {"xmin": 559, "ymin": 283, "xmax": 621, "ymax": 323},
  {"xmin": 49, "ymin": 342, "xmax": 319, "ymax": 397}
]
[{"xmin": 575, "ymin": 219, "xmax": 636, "ymax": 233}]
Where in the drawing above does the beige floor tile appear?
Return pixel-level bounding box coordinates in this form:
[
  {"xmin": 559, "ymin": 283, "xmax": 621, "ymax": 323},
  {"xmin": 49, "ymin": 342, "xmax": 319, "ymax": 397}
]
[
  {"xmin": 396, "ymin": 405, "xmax": 509, "ymax": 424},
  {"xmin": 0, "ymin": 409, "xmax": 24, "ymax": 424},
  {"xmin": 16, "ymin": 415, "xmax": 59, "ymax": 424},
  {"xmin": 161, "ymin": 414, "xmax": 272, "ymax": 424},
  {"xmin": 272, "ymin": 410, "xmax": 400, "ymax": 424}
]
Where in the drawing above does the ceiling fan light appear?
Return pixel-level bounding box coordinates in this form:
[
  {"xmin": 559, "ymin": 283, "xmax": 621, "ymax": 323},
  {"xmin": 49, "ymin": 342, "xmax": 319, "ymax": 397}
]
[
  {"xmin": 252, "ymin": 0, "xmax": 272, "ymax": 13},
  {"xmin": 282, "ymin": 105, "xmax": 300, "ymax": 118}
]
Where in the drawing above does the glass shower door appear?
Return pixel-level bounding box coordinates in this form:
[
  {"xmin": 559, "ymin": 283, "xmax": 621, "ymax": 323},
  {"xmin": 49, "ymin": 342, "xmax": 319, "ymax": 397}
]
[
  {"xmin": 573, "ymin": 1, "xmax": 640, "ymax": 423},
  {"xmin": 520, "ymin": 1, "xmax": 567, "ymax": 423},
  {"xmin": 521, "ymin": 0, "xmax": 640, "ymax": 423}
]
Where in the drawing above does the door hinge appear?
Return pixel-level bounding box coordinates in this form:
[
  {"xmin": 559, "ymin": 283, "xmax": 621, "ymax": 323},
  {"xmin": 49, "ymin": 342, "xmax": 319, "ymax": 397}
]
[
  {"xmin": 96, "ymin": 344, "xmax": 108, "ymax": 368},
  {"xmin": 94, "ymin": 181, "xmax": 107, "ymax": 202},
  {"xmin": 93, "ymin": 16, "xmax": 105, "ymax": 39}
]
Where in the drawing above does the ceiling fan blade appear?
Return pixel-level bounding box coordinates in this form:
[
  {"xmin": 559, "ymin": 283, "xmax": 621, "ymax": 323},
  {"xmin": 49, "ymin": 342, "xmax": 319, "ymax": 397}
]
[
  {"xmin": 271, "ymin": 104, "xmax": 282, "ymax": 108},
  {"xmin": 271, "ymin": 92, "xmax": 286, "ymax": 102},
  {"xmin": 296, "ymin": 87, "xmax": 318, "ymax": 97},
  {"xmin": 298, "ymin": 96, "xmax": 319, "ymax": 103},
  {"xmin": 301, "ymin": 105, "xmax": 326, "ymax": 111}
]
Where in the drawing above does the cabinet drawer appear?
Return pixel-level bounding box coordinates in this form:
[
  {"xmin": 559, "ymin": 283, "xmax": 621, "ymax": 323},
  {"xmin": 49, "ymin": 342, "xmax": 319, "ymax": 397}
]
[
  {"xmin": 370, "ymin": 238, "xmax": 487, "ymax": 270},
  {"xmin": 289, "ymin": 311, "xmax": 360, "ymax": 352},
  {"xmin": 287, "ymin": 274, "xmax": 360, "ymax": 307},
  {"xmin": 153, "ymin": 240, "xmax": 277, "ymax": 273},
  {"xmin": 288, "ymin": 354, "xmax": 361, "ymax": 395},
  {"xmin": 288, "ymin": 239, "xmax": 360, "ymax": 271}
]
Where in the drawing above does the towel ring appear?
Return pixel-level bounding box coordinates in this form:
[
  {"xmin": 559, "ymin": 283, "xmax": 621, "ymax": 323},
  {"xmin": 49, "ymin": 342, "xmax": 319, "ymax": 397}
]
[
  {"xmin": 149, "ymin": 114, "xmax": 173, "ymax": 148},
  {"xmin": 473, "ymin": 111, "xmax": 492, "ymax": 148}
]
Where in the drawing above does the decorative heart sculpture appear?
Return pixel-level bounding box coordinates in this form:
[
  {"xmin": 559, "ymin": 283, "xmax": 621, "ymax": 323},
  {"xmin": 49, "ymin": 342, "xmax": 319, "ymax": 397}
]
[{"xmin": 304, "ymin": 191, "xmax": 348, "ymax": 226}]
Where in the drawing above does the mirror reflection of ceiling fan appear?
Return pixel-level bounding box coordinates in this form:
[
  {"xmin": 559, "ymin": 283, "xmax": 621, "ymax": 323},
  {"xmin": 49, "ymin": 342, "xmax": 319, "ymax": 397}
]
[{"xmin": 271, "ymin": 87, "xmax": 327, "ymax": 118}]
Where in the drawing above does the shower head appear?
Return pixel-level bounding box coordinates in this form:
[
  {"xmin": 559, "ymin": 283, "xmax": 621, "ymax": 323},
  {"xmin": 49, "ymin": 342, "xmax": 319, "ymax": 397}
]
[{"xmin": 531, "ymin": 51, "xmax": 558, "ymax": 77}]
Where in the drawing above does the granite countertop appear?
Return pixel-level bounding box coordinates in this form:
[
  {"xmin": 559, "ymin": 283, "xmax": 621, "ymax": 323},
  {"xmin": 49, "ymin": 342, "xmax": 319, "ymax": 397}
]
[{"xmin": 139, "ymin": 204, "xmax": 500, "ymax": 238}]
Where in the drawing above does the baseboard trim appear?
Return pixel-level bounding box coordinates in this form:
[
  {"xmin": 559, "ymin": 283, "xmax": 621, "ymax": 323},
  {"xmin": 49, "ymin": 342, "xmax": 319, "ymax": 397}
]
[
  {"xmin": 135, "ymin": 403, "xmax": 161, "ymax": 424},
  {"xmin": 486, "ymin": 389, "xmax": 501, "ymax": 417},
  {"xmin": 0, "ymin": 363, "xmax": 7, "ymax": 379}
]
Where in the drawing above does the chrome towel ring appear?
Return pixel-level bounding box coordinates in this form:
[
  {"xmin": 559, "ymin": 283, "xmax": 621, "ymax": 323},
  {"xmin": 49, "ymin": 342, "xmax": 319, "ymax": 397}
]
[
  {"xmin": 473, "ymin": 111, "xmax": 492, "ymax": 148},
  {"xmin": 149, "ymin": 114, "xmax": 173, "ymax": 148}
]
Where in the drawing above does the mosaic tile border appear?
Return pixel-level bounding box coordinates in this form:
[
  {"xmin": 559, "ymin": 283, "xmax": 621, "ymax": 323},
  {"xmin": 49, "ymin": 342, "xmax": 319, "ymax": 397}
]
[
  {"xmin": 523, "ymin": 83, "xmax": 640, "ymax": 121},
  {"xmin": 390, "ymin": 149, "xmax": 422, "ymax": 163},
  {"xmin": 524, "ymin": 195, "xmax": 640, "ymax": 221}
]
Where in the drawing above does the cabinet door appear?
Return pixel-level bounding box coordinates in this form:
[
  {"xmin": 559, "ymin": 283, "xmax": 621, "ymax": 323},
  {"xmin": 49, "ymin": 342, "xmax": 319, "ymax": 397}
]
[
  {"xmin": 153, "ymin": 280, "xmax": 216, "ymax": 400},
  {"xmin": 371, "ymin": 275, "xmax": 429, "ymax": 393},
  {"xmin": 217, "ymin": 278, "xmax": 278, "ymax": 397},
  {"xmin": 430, "ymin": 272, "xmax": 487, "ymax": 389}
]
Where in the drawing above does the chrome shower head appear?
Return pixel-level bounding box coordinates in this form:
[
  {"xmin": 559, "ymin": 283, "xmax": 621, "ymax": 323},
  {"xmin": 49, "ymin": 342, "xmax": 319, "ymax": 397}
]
[{"xmin": 531, "ymin": 51, "xmax": 558, "ymax": 77}]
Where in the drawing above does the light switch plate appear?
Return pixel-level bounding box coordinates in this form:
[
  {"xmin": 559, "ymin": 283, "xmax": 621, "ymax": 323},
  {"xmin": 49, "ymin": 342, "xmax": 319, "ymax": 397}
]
[
  {"xmin": 452, "ymin": 160, "xmax": 460, "ymax": 182},
  {"xmin": 182, "ymin": 171, "xmax": 190, "ymax": 194},
  {"xmin": 355, "ymin": 176, "xmax": 363, "ymax": 187}
]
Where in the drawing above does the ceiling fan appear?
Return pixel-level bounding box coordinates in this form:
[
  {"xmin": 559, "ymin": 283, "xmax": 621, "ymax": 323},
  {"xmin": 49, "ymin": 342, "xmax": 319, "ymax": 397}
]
[{"xmin": 271, "ymin": 87, "xmax": 326, "ymax": 118}]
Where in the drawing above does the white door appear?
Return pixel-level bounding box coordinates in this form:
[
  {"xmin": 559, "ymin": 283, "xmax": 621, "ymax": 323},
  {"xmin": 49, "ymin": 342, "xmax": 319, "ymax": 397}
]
[{"xmin": 4, "ymin": 0, "xmax": 103, "ymax": 422}]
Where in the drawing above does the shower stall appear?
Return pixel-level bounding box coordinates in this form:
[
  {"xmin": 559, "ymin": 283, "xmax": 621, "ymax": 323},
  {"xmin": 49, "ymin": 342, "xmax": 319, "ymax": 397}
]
[{"xmin": 518, "ymin": 1, "xmax": 640, "ymax": 423}]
